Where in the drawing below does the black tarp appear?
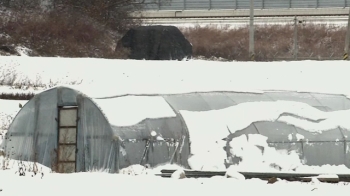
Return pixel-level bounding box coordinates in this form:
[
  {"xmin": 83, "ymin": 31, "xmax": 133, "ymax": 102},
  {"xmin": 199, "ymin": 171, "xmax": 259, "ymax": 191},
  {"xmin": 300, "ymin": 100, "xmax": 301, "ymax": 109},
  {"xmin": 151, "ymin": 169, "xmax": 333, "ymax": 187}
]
[{"xmin": 118, "ymin": 25, "xmax": 192, "ymax": 60}]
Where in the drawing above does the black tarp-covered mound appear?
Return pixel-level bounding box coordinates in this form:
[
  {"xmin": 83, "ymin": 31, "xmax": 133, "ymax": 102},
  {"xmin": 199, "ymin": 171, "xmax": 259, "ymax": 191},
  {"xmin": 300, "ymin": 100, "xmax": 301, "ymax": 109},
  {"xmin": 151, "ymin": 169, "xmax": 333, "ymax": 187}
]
[{"xmin": 118, "ymin": 25, "xmax": 192, "ymax": 60}]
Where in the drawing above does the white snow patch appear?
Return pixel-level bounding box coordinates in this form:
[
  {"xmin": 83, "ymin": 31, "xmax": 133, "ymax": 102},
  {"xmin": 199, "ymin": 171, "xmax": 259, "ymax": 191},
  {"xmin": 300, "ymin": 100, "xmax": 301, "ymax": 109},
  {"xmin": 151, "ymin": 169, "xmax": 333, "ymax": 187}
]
[
  {"xmin": 119, "ymin": 164, "xmax": 149, "ymax": 175},
  {"xmin": 288, "ymin": 134, "xmax": 293, "ymax": 141},
  {"xmin": 0, "ymin": 33, "xmax": 11, "ymax": 39},
  {"xmin": 296, "ymin": 164, "xmax": 350, "ymax": 174},
  {"xmin": 225, "ymin": 166, "xmax": 245, "ymax": 180},
  {"xmin": 0, "ymin": 156, "xmax": 51, "ymax": 174},
  {"xmin": 151, "ymin": 130, "xmax": 157, "ymax": 136},
  {"xmin": 15, "ymin": 46, "xmax": 32, "ymax": 56},
  {"xmin": 228, "ymin": 134, "xmax": 302, "ymax": 172},
  {"xmin": 227, "ymin": 133, "xmax": 350, "ymax": 173},
  {"xmin": 247, "ymin": 134, "xmax": 268, "ymax": 147},
  {"xmin": 188, "ymin": 147, "xmax": 227, "ymax": 171},
  {"xmin": 316, "ymin": 174, "xmax": 339, "ymax": 179},
  {"xmin": 296, "ymin": 133, "xmax": 305, "ymax": 141},
  {"xmin": 93, "ymin": 96, "xmax": 176, "ymax": 126},
  {"xmin": 171, "ymin": 169, "xmax": 186, "ymax": 179},
  {"xmin": 229, "ymin": 134, "xmax": 249, "ymax": 158}
]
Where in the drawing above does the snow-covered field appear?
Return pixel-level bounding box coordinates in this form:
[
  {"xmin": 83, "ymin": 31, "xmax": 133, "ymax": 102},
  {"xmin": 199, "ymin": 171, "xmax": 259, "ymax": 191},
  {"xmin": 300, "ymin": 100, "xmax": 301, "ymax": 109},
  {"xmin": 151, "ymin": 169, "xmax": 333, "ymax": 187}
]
[
  {"xmin": 1, "ymin": 160, "xmax": 350, "ymax": 196},
  {"xmin": 1, "ymin": 158, "xmax": 350, "ymax": 196},
  {"xmin": 2, "ymin": 56, "xmax": 350, "ymax": 98},
  {"xmin": 2, "ymin": 56, "xmax": 350, "ymax": 194}
]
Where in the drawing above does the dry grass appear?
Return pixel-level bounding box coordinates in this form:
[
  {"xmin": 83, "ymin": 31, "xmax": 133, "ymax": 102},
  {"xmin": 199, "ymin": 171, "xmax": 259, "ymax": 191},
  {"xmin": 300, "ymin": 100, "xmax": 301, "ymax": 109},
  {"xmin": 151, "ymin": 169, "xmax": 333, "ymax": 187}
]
[
  {"xmin": 0, "ymin": 93, "xmax": 35, "ymax": 100},
  {"xmin": 181, "ymin": 24, "xmax": 347, "ymax": 61},
  {"xmin": 0, "ymin": 10, "xmax": 130, "ymax": 58}
]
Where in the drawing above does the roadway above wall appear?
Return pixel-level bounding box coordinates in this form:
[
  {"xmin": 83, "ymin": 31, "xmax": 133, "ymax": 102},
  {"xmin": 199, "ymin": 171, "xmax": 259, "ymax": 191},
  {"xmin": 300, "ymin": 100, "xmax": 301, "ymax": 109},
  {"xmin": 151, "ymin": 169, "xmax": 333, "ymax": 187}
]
[{"xmin": 130, "ymin": 7, "xmax": 350, "ymax": 18}]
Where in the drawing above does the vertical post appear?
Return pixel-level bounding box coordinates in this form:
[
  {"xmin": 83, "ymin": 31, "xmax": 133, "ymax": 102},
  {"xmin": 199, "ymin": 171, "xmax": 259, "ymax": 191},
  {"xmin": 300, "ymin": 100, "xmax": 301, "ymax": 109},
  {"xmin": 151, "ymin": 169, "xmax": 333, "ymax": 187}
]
[
  {"xmin": 289, "ymin": 0, "xmax": 292, "ymax": 8},
  {"xmin": 209, "ymin": 0, "xmax": 211, "ymax": 10},
  {"xmin": 249, "ymin": 0, "xmax": 255, "ymax": 61},
  {"xmin": 262, "ymin": 0, "xmax": 264, "ymax": 9},
  {"xmin": 293, "ymin": 16, "xmax": 298, "ymax": 60},
  {"xmin": 183, "ymin": 0, "xmax": 186, "ymax": 10},
  {"xmin": 158, "ymin": 0, "xmax": 160, "ymax": 10},
  {"xmin": 316, "ymin": 0, "xmax": 319, "ymax": 8},
  {"xmin": 234, "ymin": 0, "xmax": 237, "ymax": 10},
  {"xmin": 344, "ymin": 8, "xmax": 350, "ymax": 60}
]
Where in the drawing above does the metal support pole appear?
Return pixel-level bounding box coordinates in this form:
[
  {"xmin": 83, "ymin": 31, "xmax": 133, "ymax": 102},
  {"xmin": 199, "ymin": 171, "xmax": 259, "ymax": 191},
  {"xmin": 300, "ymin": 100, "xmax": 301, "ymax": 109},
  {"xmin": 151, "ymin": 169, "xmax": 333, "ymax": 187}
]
[
  {"xmin": 344, "ymin": 8, "xmax": 350, "ymax": 60},
  {"xmin": 249, "ymin": 0, "xmax": 255, "ymax": 61},
  {"xmin": 262, "ymin": 0, "xmax": 264, "ymax": 9},
  {"xmin": 293, "ymin": 16, "xmax": 298, "ymax": 60}
]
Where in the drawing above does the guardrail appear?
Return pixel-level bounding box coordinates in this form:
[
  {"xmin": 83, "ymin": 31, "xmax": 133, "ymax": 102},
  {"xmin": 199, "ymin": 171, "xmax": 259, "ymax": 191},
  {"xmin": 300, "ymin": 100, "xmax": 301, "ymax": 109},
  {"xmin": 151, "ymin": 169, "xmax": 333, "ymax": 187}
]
[
  {"xmin": 131, "ymin": 8, "xmax": 350, "ymax": 18},
  {"xmin": 141, "ymin": 0, "xmax": 350, "ymax": 11}
]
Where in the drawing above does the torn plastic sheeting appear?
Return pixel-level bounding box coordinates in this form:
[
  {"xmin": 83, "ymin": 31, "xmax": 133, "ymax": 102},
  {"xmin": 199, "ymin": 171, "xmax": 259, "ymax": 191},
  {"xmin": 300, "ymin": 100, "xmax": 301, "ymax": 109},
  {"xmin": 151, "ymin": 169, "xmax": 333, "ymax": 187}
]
[{"xmin": 180, "ymin": 100, "xmax": 350, "ymax": 148}]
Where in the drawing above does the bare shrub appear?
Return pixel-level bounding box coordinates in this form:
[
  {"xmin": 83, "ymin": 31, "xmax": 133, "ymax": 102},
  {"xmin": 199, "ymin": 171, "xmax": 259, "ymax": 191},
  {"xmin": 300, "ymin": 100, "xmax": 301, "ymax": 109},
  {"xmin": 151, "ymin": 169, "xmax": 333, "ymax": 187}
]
[
  {"xmin": 50, "ymin": 0, "xmax": 142, "ymax": 33},
  {"xmin": 0, "ymin": 92, "xmax": 35, "ymax": 100},
  {"xmin": 181, "ymin": 24, "xmax": 347, "ymax": 61},
  {"xmin": 0, "ymin": 0, "xmax": 141, "ymax": 59},
  {"xmin": 0, "ymin": 10, "xmax": 115, "ymax": 58},
  {"xmin": 0, "ymin": 114, "xmax": 13, "ymax": 131},
  {"xmin": 0, "ymin": 64, "xmax": 18, "ymax": 86}
]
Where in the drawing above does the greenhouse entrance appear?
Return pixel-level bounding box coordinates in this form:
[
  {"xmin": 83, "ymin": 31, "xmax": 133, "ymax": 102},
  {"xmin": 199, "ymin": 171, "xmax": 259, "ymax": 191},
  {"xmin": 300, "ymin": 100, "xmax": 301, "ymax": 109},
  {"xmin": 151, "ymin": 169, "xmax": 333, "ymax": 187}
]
[{"xmin": 57, "ymin": 106, "xmax": 78, "ymax": 173}]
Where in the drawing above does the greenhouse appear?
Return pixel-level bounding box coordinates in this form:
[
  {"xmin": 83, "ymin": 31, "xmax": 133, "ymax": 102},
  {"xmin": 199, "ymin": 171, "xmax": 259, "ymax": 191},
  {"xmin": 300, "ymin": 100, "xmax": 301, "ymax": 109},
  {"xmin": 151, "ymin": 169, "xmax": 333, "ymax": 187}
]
[{"xmin": 2, "ymin": 86, "xmax": 350, "ymax": 173}]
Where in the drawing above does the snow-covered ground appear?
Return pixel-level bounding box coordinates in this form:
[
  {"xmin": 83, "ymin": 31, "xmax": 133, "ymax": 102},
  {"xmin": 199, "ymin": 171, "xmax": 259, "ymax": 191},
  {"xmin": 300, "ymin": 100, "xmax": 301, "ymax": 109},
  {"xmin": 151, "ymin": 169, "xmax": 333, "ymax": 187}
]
[
  {"xmin": 2, "ymin": 56, "xmax": 350, "ymax": 192},
  {"xmin": 2, "ymin": 56, "xmax": 350, "ymax": 98},
  {"xmin": 1, "ymin": 162, "xmax": 350, "ymax": 196},
  {"xmin": 1, "ymin": 157, "xmax": 350, "ymax": 196}
]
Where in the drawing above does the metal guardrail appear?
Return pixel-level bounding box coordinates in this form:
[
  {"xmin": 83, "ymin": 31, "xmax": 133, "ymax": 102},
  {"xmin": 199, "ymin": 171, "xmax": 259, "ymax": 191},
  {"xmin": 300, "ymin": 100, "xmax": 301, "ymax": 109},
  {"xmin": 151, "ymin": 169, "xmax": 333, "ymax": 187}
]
[
  {"xmin": 131, "ymin": 8, "xmax": 350, "ymax": 18},
  {"xmin": 141, "ymin": 0, "xmax": 350, "ymax": 11}
]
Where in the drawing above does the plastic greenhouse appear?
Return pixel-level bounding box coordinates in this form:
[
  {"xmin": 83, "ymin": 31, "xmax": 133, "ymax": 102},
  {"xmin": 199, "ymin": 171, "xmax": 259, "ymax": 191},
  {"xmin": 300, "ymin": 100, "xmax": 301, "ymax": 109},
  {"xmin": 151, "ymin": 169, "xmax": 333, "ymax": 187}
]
[{"xmin": 3, "ymin": 86, "xmax": 350, "ymax": 173}]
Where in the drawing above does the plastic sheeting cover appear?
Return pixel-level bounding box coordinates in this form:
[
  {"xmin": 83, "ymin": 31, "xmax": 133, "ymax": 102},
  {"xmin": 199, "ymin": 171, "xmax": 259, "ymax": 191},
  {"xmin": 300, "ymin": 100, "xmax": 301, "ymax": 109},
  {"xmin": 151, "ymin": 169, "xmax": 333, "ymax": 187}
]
[
  {"xmin": 227, "ymin": 121, "xmax": 350, "ymax": 168},
  {"xmin": 2, "ymin": 87, "xmax": 119, "ymax": 172},
  {"xmin": 93, "ymin": 96, "xmax": 176, "ymax": 127}
]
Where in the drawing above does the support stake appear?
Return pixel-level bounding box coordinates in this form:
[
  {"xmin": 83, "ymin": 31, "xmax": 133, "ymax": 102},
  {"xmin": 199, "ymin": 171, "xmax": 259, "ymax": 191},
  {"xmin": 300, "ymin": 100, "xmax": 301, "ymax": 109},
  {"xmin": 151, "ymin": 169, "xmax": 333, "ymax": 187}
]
[
  {"xmin": 293, "ymin": 16, "xmax": 298, "ymax": 60},
  {"xmin": 249, "ymin": 0, "xmax": 255, "ymax": 61},
  {"xmin": 344, "ymin": 8, "xmax": 350, "ymax": 60}
]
